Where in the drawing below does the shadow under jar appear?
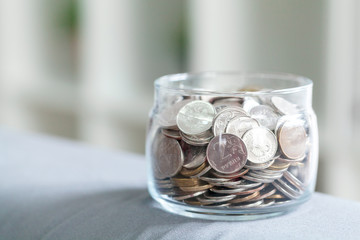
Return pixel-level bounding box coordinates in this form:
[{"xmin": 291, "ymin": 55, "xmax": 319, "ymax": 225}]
[{"xmin": 146, "ymin": 72, "xmax": 318, "ymax": 221}]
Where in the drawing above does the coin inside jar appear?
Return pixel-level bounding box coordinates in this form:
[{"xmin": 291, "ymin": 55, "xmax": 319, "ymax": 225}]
[
  {"xmin": 278, "ymin": 120, "xmax": 307, "ymax": 160},
  {"xmin": 250, "ymin": 105, "xmax": 279, "ymax": 130},
  {"xmin": 176, "ymin": 100, "xmax": 215, "ymax": 135},
  {"xmin": 242, "ymin": 127, "xmax": 278, "ymax": 164},
  {"xmin": 206, "ymin": 134, "xmax": 248, "ymax": 174},
  {"xmin": 153, "ymin": 136, "xmax": 184, "ymax": 179},
  {"xmin": 212, "ymin": 107, "xmax": 248, "ymax": 136},
  {"xmin": 225, "ymin": 116, "xmax": 260, "ymax": 138}
]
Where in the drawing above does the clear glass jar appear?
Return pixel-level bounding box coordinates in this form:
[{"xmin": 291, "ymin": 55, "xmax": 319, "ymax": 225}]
[{"xmin": 146, "ymin": 72, "xmax": 318, "ymax": 221}]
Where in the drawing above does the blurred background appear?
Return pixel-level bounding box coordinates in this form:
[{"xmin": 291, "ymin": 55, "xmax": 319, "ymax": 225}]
[{"xmin": 0, "ymin": 0, "xmax": 359, "ymax": 201}]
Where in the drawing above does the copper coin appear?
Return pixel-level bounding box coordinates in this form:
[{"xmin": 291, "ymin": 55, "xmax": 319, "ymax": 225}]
[
  {"xmin": 278, "ymin": 120, "xmax": 307, "ymax": 160},
  {"xmin": 180, "ymin": 162, "xmax": 207, "ymax": 177},
  {"xmin": 206, "ymin": 134, "xmax": 248, "ymax": 174},
  {"xmin": 154, "ymin": 136, "xmax": 184, "ymax": 178},
  {"xmin": 229, "ymin": 191, "xmax": 260, "ymax": 204}
]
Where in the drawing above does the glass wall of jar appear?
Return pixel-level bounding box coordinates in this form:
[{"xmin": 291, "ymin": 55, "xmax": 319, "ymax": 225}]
[{"xmin": 146, "ymin": 72, "xmax": 318, "ymax": 221}]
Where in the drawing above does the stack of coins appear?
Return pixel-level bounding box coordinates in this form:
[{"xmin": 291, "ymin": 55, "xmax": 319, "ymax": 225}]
[{"xmin": 152, "ymin": 93, "xmax": 310, "ymax": 209}]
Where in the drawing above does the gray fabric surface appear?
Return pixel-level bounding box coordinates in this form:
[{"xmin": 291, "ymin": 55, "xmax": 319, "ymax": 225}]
[{"xmin": 1, "ymin": 129, "xmax": 360, "ymax": 240}]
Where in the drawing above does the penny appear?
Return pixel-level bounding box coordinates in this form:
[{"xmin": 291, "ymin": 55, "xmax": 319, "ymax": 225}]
[
  {"xmin": 176, "ymin": 100, "xmax": 215, "ymax": 135},
  {"xmin": 265, "ymin": 194, "xmax": 285, "ymax": 199},
  {"xmin": 172, "ymin": 190, "xmax": 206, "ymax": 201},
  {"xmin": 271, "ymin": 96, "xmax": 300, "ymax": 115},
  {"xmin": 212, "ymin": 107, "xmax": 248, "ymax": 136},
  {"xmin": 183, "ymin": 146, "xmax": 207, "ymax": 169},
  {"xmin": 250, "ymin": 105, "xmax": 279, "ymax": 130},
  {"xmin": 206, "ymin": 134, "xmax": 248, "ymax": 174},
  {"xmin": 197, "ymin": 194, "xmax": 236, "ymax": 204},
  {"xmin": 154, "ymin": 136, "xmax": 184, "ymax": 179},
  {"xmin": 278, "ymin": 120, "xmax": 307, "ymax": 160},
  {"xmin": 229, "ymin": 191, "xmax": 260, "ymax": 204},
  {"xmin": 171, "ymin": 178, "xmax": 203, "ymax": 187},
  {"xmin": 242, "ymin": 127, "xmax": 278, "ymax": 164},
  {"xmin": 157, "ymin": 99, "xmax": 192, "ymax": 129},
  {"xmin": 251, "ymin": 188, "xmax": 277, "ymax": 201},
  {"xmin": 190, "ymin": 165, "xmax": 212, "ymax": 178},
  {"xmin": 233, "ymin": 183, "xmax": 267, "ymax": 195},
  {"xmin": 225, "ymin": 116, "xmax": 260, "ymax": 138}
]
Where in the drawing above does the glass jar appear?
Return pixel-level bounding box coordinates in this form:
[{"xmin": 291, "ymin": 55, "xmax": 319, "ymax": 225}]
[{"xmin": 146, "ymin": 72, "xmax": 318, "ymax": 221}]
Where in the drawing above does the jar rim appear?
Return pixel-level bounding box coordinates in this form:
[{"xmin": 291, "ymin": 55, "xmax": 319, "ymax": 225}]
[{"xmin": 154, "ymin": 71, "xmax": 313, "ymax": 96}]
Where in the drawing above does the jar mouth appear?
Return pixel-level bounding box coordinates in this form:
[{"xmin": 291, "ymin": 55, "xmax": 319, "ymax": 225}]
[{"xmin": 154, "ymin": 71, "xmax": 313, "ymax": 96}]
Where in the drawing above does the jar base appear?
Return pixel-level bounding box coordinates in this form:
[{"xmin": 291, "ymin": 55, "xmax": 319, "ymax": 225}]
[{"xmin": 150, "ymin": 189, "xmax": 311, "ymax": 221}]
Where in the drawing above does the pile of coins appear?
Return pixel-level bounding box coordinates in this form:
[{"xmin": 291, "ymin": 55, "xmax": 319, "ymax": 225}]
[{"xmin": 151, "ymin": 94, "xmax": 311, "ymax": 209}]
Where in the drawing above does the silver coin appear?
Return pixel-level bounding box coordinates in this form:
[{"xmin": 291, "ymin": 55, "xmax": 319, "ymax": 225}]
[
  {"xmin": 273, "ymin": 179, "xmax": 302, "ymax": 199},
  {"xmin": 226, "ymin": 116, "xmax": 260, "ymax": 138},
  {"xmin": 180, "ymin": 130, "xmax": 213, "ymax": 146},
  {"xmin": 283, "ymin": 171, "xmax": 305, "ymax": 191},
  {"xmin": 245, "ymin": 158, "xmax": 275, "ymax": 170},
  {"xmin": 242, "ymin": 97, "xmax": 260, "ymax": 113},
  {"xmin": 212, "ymin": 107, "xmax": 248, "ymax": 136},
  {"xmin": 248, "ymin": 171, "xmax": 282, "ymax": 181},
  {"xmin": 278, "ymin": 120, "xmax": 307, "ymax": 160},
  {"xmin": 153, "ymin": 136, "xmax": 184, "ymax": 179},
  {"xmin": 157, "ymin": 99, "xmax": 192, "ymax": 129},
  {"xmin": 225, "ymin": 181, "xmax": 262, "ymax": 190},
  {"xmin": 183, "ymin": 146, "xmax": 207, "ymax": 169},
  {"xmin": 242, "ymin": 127, "xmax": 278, "ymax": 164},
  {"xmin": 242, "ymin": 175, "xmax": 275, "ymax": 184},
  {"xmin": 197, "ymin": 195, "xmax": 236, "ymax": 204},
  {"xmin": 176, "ymin": 100, "xmax": 215, "ymax": 135},
  {"xmin": 258, "ymin": 199, "xmax": 275, "ymax": 207},
  {"xmin": 231, "ymin": 199, "xmax": 264, "ymax": 208},
  {"xmin": 200, "ymin": 176, "xmax": 230, "ymax": 183},
  {"xmin": 250, "ymin": 105, "xmax": 279, "ymax": 130},
  {"xmin": 271, "ymin": 96, "xmax": 300, "ymax": 115}
]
